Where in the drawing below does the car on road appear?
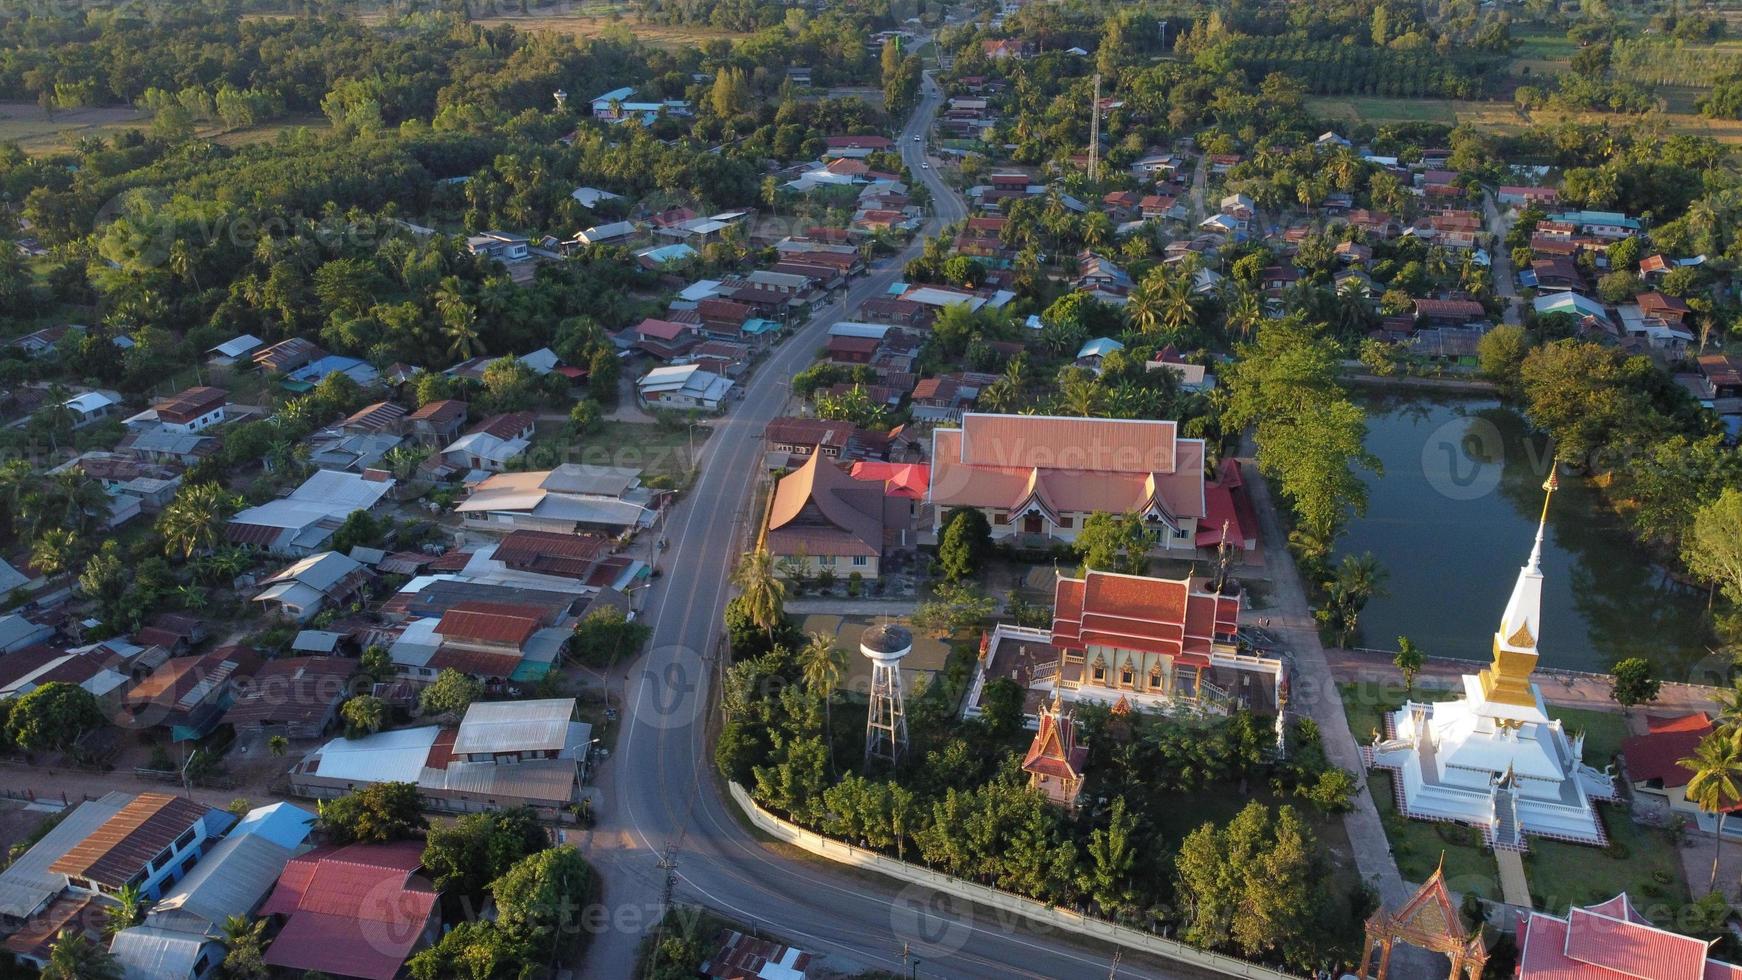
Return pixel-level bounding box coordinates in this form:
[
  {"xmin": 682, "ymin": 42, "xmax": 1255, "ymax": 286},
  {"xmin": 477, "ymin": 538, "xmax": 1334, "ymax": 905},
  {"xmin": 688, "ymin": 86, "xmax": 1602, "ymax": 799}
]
[
  {"xmin": 920, "ymin": 162, "xmax": 928, "ymax": 168},
  {"xmin": 913, "ymin": 135, "xmax": 921, "ymax": 141}
]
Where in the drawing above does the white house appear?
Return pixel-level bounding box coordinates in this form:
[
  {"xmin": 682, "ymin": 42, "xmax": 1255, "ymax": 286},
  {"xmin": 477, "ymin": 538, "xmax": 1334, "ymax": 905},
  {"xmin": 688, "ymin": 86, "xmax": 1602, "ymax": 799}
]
[
  {"xmin": 637, "ymin": 364, "xmax": 734, "ymax": 410},
  {"xmin": 226, "ymin": 470, "xmax": 396, "ymax": 555}
]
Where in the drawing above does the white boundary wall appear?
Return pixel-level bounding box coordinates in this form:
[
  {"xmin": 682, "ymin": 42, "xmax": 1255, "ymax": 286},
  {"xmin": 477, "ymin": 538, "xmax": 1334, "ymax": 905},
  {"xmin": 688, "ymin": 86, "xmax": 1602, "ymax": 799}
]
[{"xmin": 727, "ymin": 782, "xmax": 1305, "ymax": 979}]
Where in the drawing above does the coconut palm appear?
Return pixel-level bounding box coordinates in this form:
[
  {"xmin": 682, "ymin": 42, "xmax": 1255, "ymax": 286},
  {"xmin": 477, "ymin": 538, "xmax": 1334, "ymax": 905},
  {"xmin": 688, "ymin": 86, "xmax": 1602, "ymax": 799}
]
[
  {"xmin": 103, "ymin": 884, "xmax": 145, "ymax": 937},
  {"xmin": 1226, "ymin": 287, "xmax": 1264, "ymax": 342},
  {"xmin": 158, "ymin": 482, "xmax": 242, "ymax": 560},
  {"xmin": 267, "ymin": 735, "xmax": 289, "ymax": 758},
  {"xmin": 41, "ymin": 930, "xmax": 120, "ymax": 980},
  {"xmin": 799, "ymin": 631, "xmax": 846, "ymax": 770},
  {"xmin": 1127, "ymin": 272, "xmax": 1166, "ymax": 335},
  {"xmin": 29, "ymin": 528, "xmax": 79, "ymax": 577},
  {"xmin": 1158, "ymin": 274, "xmax": 1198, "ymax": 341},
  {"xmin": 219, "ymin": 914, "xmax": 268, "ymax": 980},
  {"xmin": 341, "ymin": 694, "xmax": 386, "ymax": 736},
  {"xmin": 1684, "ymin": 730, "xmax": 1742, "ymax": 893},
  {"xmin": 731, "ymin": 548, "xmax": 787, "ymax": 641}
]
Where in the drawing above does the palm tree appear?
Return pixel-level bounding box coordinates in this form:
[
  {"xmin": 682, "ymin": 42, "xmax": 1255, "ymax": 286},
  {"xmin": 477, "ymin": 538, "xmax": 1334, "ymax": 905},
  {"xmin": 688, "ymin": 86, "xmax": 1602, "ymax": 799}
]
[
  {"xmin": 1127, "ymin": 273, "xmax": 1165, "ymax": 335},
  {"xmin": 443, "ymin": 311, "xmax": 483, "ymax": 362},
  {"xmin": 341, "ymin": 694, "xmax": 386, "ymax": 736},
  {"xmin": 267, "ymin": 735, "xmax": 289, "ymax": 758},
  {"xmin": 30, "ymin": 528, "xmax": 78, "ymax": 577},
  {"xmin": 158, "ymin": 482, "xmax": 242, "ymax": 560},
  {"xmin": 1226, "ymin": 287, "xmax": 1263, "ymax": 342},
  {"xmin": 219, "ymin": 914, "xmax": 268, "ymax": 980},
  {"xmin": 103, "ymin": 883, "xmax": 145, "ymax": 937},
  {"xmin": 799, "ymin": 631, "xmax": 845, "ymax": 770},
  {"xmin": 730, "ymin": 548, "xmax": 787, "ymax": 641},
  {"xmin": 1158, "ymin": 274, "xmax": 1197, "ymax": 340},
  {"xmin": 42, "ymin": 930, "xmax": 120, "ymax": 980},
  {"xmin": 1682, "ymin": 729, "xmax": 1742, "ymax": 893}
]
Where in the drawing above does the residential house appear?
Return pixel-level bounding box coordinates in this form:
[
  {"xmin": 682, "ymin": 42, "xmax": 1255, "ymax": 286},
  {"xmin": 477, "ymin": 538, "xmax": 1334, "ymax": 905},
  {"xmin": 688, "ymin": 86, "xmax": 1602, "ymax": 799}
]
[
  {"xmin": 60, "ymin": 390, "xmax": 121, "ymax": 430},
  {"xmin": 107, "ymin": 926, "xmax": 222, "ymax": 980},
  {"xmin": 826, "ymin": 335, "xmax": 881, "ymax": 366},
  {"xmin": 135, "ymin": 387, "xmax": 228, "ymax": 433},
  {"xmin": 1699, "ymin": 354, "xmax": 1742, "ymax": 398},
  {"xmin": 1413, "ymin": 298, "xmax": 1487, "ymax": 327},
  {"xmin": 223, "ymin": 657, "xmax": 355, "ymax": 740},
  {"xmin": 909, "ymin": 376, "xmax": 976, "ymax": 423},
  {"xmin": 763, "ymin": 451, "xmax": 907, "ymax": 581},
  {"xmin": 1219, "ymin": 193, "xmax": 1255, "ymax": 220},
  {"xmin": 465, "ymin": 231, "xmax": 530, "ymax": 261},
  {"xmin": 252, "ymin": 551, "xmax": 373, "ymax": 623},
  {"xmin": 637, "ymin": 363, "xmax": 734, "ymax": 410},
  {"xmin": 1498, "ymin": 185, "xmax": 1558, "ymax": 207},
  {"xmin": 0, "ymin": 613, "xmax": 53, "ymax": 653},
  {"xmin": 0, "ymin": 791, "xmax": 236, "ymax": 923},
  {"xmin": 440, "ymin": 412, "xmax": 535, "ymax": 474},
  {"xmin": 928, "ymin": 414, "xmax": 1207, "ymax": 550},
  {"xmin": 117, "ymin": 428, "xmax": 218, "ymax": 468},
  {"xmin": 404, "ymin": 399, "xmax": 468, "ymax": 447},
  {"xmin": 204, "ymin": 335, "xmax": 263, "ymax": 366},
  {"xmin": 1529, "ymin": 256, "xmax": 1582, "ymax": 292},
  {"xmin": 288, "ymin": 699, "xmax": 589, "ymax": 816},
  {"xmin": 701, "ymin": 931, "xmax": 817, "ymax": 980},
  {"xmin": 117, "ymin": 645, "xmax": 260, "ymax": 742},
  {"xmin": 251, "ymin": 338, "xmax": 323, "ymax": 374},
  {"xmin": 1075, "ymin": 253, "xmax": 1133, "ymax": 304},
  {"xmin": 574, "ymin": 220, "xmax": 639, "ymax": 247},
  {"xmin": 259, "ymin": 842, "xmax": 441, "ymax": 980},
  {"xmin": 227, "ymin": 470, "xmax": 396, "ymax": 555},
  {"xmin": 1347, "ymin": 209, "xmax": 1399, "ymax": 239},
  {"xmin": 455, "ymin": 464, "xmax": 656, "ymax": 536},
  {"xmin": 765, "ymin": 417, "xmax": 864, "ymax": 467},
  {"xmin": 11, "ymin": 324, "xmax": 82, "ymax": 359},
  {"xmin": 0, "ymin": 644, "xmax": 130, "ymax": 708},
  {"xmin": 1551, "ymin": 210, "xmax": 1641, "ymax": 239}
]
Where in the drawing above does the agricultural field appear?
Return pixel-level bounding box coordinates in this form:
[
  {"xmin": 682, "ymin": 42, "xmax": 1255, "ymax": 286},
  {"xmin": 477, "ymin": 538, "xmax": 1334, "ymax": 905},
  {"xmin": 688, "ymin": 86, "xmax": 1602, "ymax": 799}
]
[
  {"xmin": 1307, "ymin": 93, "xmax": 1742, "ymax": 142},
  {"xmin": 354, "ymin": 7, "xmax": 752, "ymax": 49},
  {"xmin": 0, "ymin": 103, "xmax": 149, "ymax": 154}
]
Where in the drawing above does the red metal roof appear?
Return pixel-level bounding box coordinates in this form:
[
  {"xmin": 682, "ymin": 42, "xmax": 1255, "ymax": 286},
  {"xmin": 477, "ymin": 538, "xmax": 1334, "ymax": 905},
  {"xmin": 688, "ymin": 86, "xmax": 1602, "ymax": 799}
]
[
  {"xmin": 1518, "ymin": 896, "xmax": 1737, "ymax": 979},
  {"xmin": 1052, "ymin": 570, "xmax": 1239, "ymax": 664},
  {"xmin": 1622, "ymin": 714, "xmax": 1712, "ymax": 789},
  {"xmin": 260, "ymin": 842, "xmax": 437, "ymax": 980}
]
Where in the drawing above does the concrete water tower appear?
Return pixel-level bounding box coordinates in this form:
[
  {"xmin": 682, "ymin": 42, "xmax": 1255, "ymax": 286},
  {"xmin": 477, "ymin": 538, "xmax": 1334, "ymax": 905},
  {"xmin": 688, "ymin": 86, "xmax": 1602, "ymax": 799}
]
[
  {"xmin": 861, "ymin": 623, "xmax": 912, "ymax": 766},
  {"xmin": 553, "ymin": 89, "xmax": 569, "ymax": 111}
]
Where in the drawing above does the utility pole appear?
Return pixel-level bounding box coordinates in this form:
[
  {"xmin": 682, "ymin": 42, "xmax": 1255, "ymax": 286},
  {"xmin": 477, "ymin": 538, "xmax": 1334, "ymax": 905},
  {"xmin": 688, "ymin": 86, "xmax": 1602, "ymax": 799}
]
[
  {"xmin": 644, "ymin": 844, "xmax": 681, "ymax": 980},
  {"xmin": 1109, "ymin": 949, "xmax": 1122, "ymax": 978},
  {"xmin": 1088, "ymin": 72, "xmax": 1102, "ymax": 187}
]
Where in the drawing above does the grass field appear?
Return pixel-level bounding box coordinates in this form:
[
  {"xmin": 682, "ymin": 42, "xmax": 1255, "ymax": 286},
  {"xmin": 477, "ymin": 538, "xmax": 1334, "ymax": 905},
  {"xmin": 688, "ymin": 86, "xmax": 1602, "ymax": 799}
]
[
  {"xmin": 354, "ymin": 8, "xmax": 750, "ymax": 49},
  {"xmin": 1307, "ymin": 93, "xmax": 1742, "ymax": 142},
  {"xmin": 0, "ymin": 103, "xmax": 149, "ymax": 154}
]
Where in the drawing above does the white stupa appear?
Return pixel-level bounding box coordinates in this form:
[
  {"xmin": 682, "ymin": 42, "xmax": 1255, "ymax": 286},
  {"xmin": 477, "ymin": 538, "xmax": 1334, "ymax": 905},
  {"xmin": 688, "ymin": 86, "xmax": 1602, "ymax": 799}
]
[{"xmin": 1368, "ymin": 469, "xmax": 1618, "ymax": 848}]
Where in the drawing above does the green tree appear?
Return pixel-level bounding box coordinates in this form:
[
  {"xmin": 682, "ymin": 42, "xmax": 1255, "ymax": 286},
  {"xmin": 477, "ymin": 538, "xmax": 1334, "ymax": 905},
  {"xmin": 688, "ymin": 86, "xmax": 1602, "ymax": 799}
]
[
  {"xmin": 218, "ymin": 915, "xmax": 269, "ymax": 980},
  {"xmin": 317, "ymin": 782, "xmax": 426, "ymax": 844},
  {"xmin": 938, "ymin": 508, "xmax": 992, "ymax": 582},
  {"xmin": 1682, "ymin": 730, "xmax": 1742, "ymax": 891},
  {"xmin": 491, "ymin": 847, "xmax": 592, "ymax": 958},
  {"xmin": 1174, "ymin": 802, "xmax": 1322, "ymax": 961},
  {"xmin": 267, "ymin": 735, "xmax": 288, "ymax": 758},
  {"xmin": 103, "ymin": 884, "xmax": 144, "ymax": 937},
  {"xmin": 1686, "ymin": 488, "xmax": 1742, "ymax": 605},
  {"xmin": 1393, "ymin": 635, "xmax": 1424, "ymax": 695},
  {"xmin": 1321, "ymin": 553, "xmax": 1389, "ymax": 646},
  {"xmin": 419, "ymin": 669, "xmax": 481, "ymax": 719},
  {"xmin": 421, "ymin": 808, "xmax": 548, "ymax": 902},
  {"xmin": 1076, "ymin": 512, "xmax": 1157, "ymax": 576},
  {"xmin": 7, "ymin": 682, "xmax": 103, "ymax": 752},
  {"xmin": 911, "ymin": 582, "xmax": 996, "ymax": 635},
  {"xmin": 568, "ymin": 605, "xmax": 651, "ymax": 668},
  {"xmin": 1610, "ymin": 657, "xmax": 1661, "ymax": 709},
  {"xmin": 977, "ymin": 677, "xmax": 1025, "ymax": 737},
  {"xmin": 359, "ymin": 645, "xmax": 394, "ymax": 683},
  {"xmin": 406, "ymin": 920, "xmax": 526, "ymax": 980},
  {"xmin": 1077, "ymin": 796, "xmax": 1139, "ymax": 920}
]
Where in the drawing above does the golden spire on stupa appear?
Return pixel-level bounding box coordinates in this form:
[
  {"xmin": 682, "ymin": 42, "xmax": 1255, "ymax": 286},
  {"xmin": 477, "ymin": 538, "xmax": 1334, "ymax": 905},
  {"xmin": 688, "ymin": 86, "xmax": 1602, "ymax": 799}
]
[{"xmin": 1478, "ymin": 466, "xmax": 1557, "ymax": 708}]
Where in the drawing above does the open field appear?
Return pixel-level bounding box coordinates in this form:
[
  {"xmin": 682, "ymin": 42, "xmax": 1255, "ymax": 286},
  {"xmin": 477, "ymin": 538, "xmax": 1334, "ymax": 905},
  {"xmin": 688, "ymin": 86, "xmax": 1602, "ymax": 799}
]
[
  {"xmin": 353, "ymin": 8, "xmax": 751, "ymax": 49},
  {"xmin": 1307, "ymin": 94, "xmax": 1742, "ymax": 142},
  {"xmin": 210, "ymin": 113, "xmax": 331, "ymax": 147},
  {"xmin": 0, "ymin": 103, "xmax": 148, "ymax": 154}
]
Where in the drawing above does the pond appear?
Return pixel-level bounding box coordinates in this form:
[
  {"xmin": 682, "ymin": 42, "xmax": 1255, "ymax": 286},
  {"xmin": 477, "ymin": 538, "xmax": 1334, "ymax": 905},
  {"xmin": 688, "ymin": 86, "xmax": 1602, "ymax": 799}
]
[{"xmin": 1334, "ymin": 394, "xmax": 1718, "ymax": 679}]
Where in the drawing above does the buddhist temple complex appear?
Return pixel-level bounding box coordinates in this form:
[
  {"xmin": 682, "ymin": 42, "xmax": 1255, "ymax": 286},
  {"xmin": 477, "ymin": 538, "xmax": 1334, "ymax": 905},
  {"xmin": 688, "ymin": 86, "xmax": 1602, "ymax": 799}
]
[{"xmin": 1021, "ymin": 694, "xmax": 1088, "ymax": 809}]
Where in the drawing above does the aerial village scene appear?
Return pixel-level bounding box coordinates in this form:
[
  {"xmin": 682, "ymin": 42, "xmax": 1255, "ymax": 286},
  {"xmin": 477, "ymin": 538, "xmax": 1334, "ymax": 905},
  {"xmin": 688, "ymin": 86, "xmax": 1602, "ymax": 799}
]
[{"xmin": 6, "ymin": 0, "xmax": 1742, "ymax": 978}]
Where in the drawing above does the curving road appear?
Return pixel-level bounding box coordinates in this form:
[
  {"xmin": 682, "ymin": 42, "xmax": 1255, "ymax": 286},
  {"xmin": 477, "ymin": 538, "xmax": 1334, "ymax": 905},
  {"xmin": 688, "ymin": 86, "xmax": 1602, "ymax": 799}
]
[{"xmin": 579, "ymin": 73, "xmax": 1212, "ymax": 980}]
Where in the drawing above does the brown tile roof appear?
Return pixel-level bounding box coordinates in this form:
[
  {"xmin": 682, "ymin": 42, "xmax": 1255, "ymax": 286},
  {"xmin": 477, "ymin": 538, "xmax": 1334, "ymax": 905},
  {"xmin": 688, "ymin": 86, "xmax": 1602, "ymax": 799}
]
[
  {"xmin": 469, "ymin": 412, "xmax": 535, "ymax": 439},
  {"xmin": 1052, "ymin": 569, "xmax": 1239, "ymax": 664},
  {"xmin": 49, "ymin": 793, "xmax": 214, "ymax": 887},
  {"xmin": 121, "ymin": 645, "xmax": 259, "ymax": 719},
  {"xmin": 407, "ymin": 399, "xmax": 468, "ymax": 426},
  {"xmin": 765, "ymin": 417, "xmax": 859, "ymax": 451},
  {"xmin": 493, "ymin": 529, "xmax": 610, "ymax": 579},
  {"xmin": 154, "ymin": 386, "xmax": 227, "ymax": 425}
]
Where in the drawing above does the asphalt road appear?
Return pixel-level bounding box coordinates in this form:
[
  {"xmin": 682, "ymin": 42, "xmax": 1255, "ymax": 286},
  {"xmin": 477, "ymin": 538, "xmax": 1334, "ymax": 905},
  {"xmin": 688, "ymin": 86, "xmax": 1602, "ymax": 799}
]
[{"xmin": 579, "ymin": 74, "xmax": 1222, "ymax": 980}]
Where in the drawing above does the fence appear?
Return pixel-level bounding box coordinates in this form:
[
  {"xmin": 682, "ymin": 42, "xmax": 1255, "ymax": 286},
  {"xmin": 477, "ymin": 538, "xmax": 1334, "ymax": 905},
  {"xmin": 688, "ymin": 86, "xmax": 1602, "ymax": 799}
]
[
  {"xmin": 1343, "ymin": 647, "xmax": 1731, "ymax": 699},
  {"xmin": 725, "ymin": 783, "xmax": 1304, "ymax": 980}
]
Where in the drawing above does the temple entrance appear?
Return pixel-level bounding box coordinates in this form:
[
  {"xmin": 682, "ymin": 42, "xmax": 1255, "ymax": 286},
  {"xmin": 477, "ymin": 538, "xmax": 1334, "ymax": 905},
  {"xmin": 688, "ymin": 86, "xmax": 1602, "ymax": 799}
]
[{"xmin": 1356, "ymin": 863, "xmax": 1487, "ymax": 980}]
